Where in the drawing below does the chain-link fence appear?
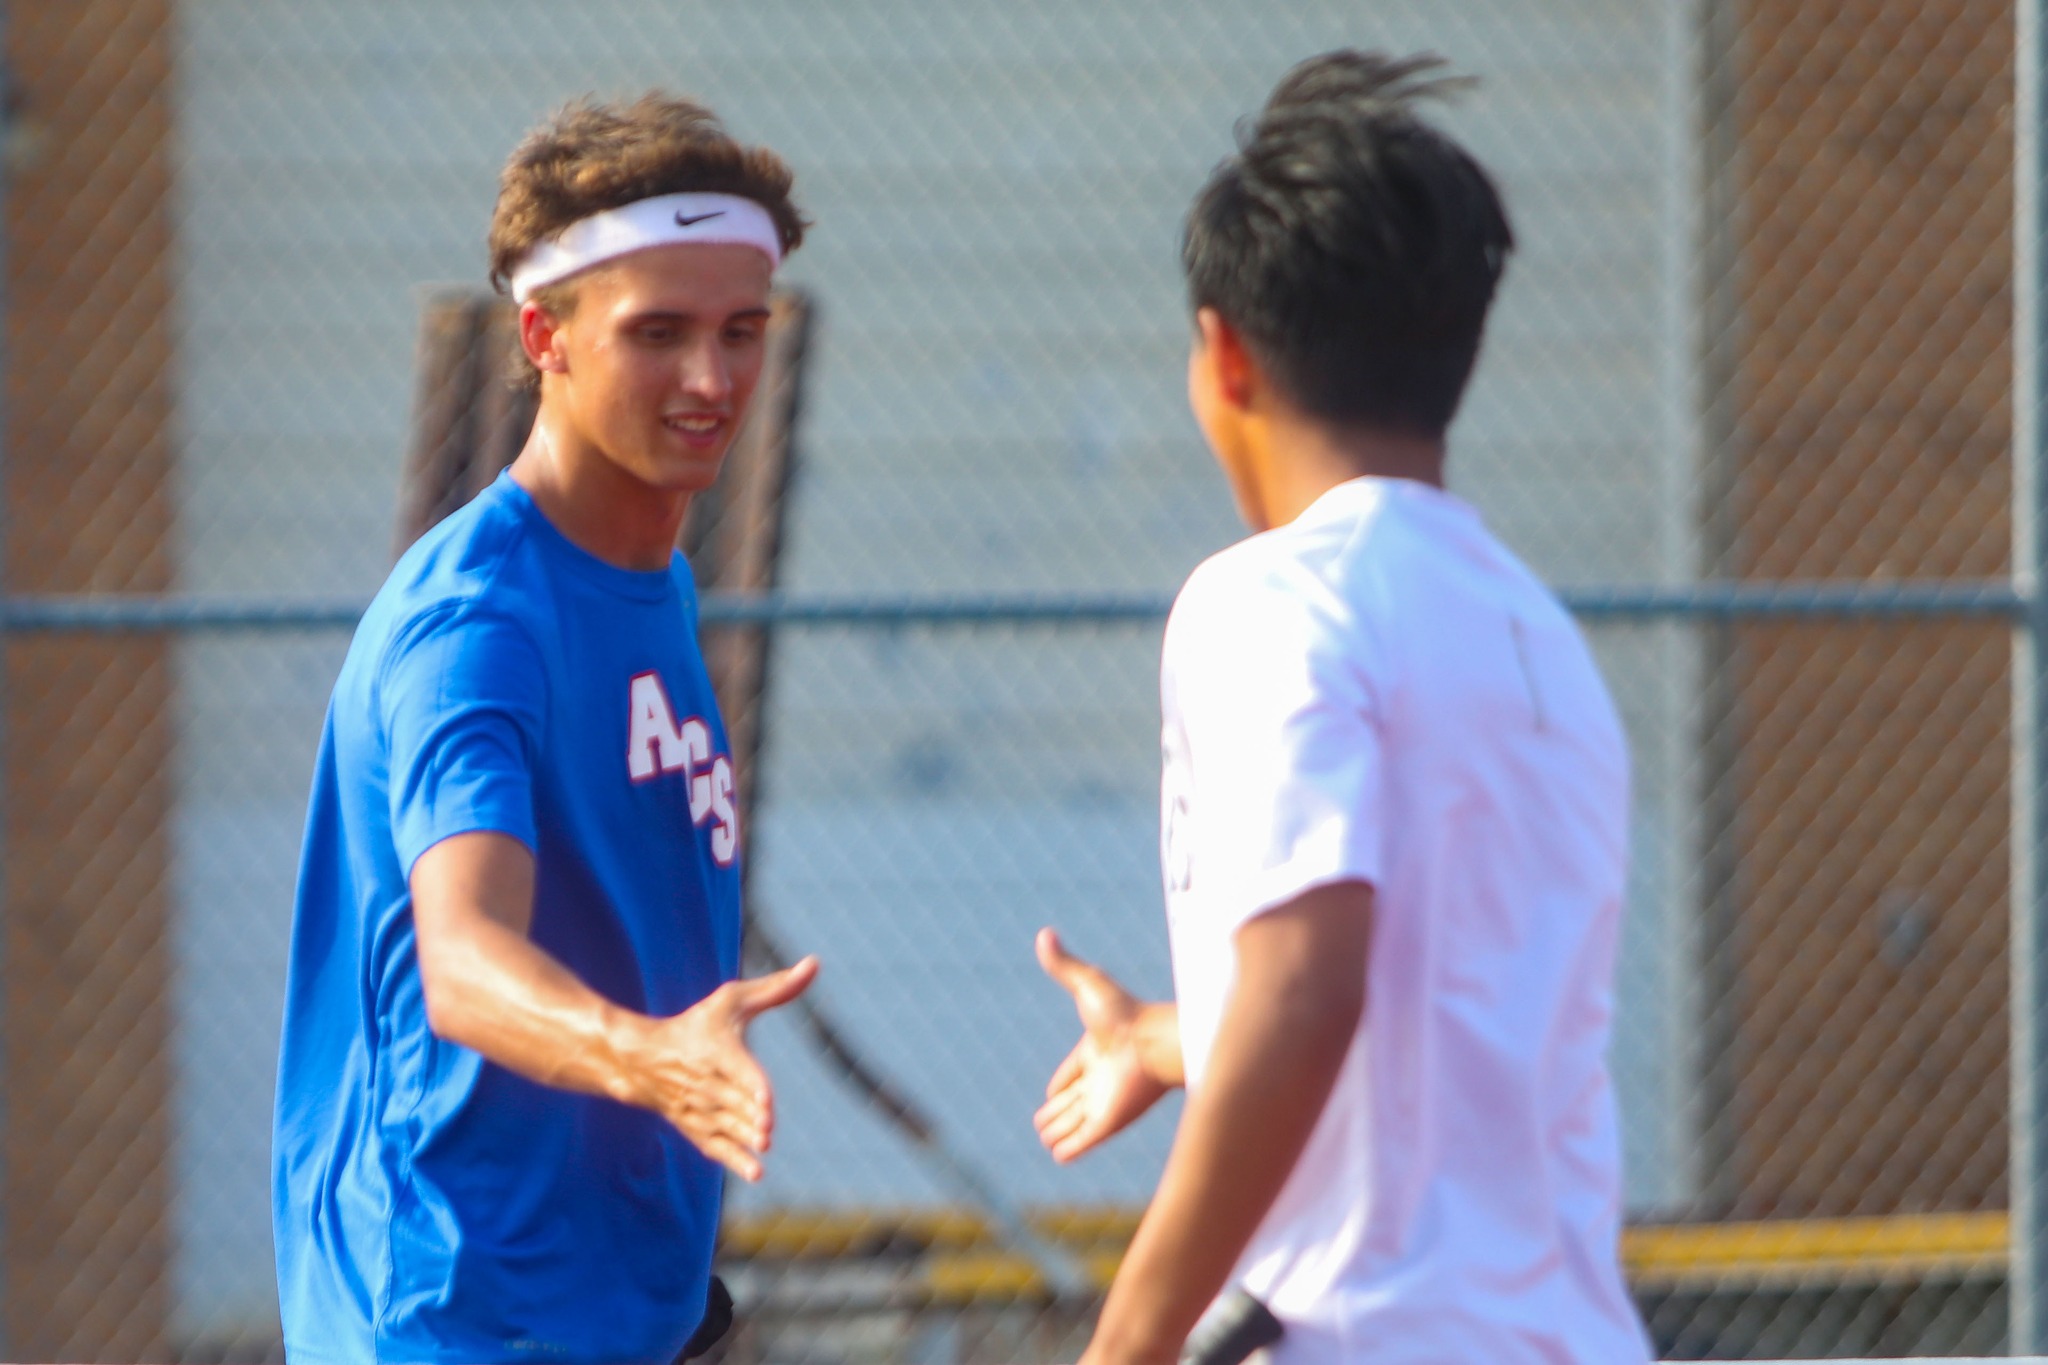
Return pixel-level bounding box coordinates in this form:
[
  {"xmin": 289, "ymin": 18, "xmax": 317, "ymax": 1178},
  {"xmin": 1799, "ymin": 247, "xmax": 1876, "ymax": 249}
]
[{"xmin": 0, "ymin": 0, "xmax": 2032, "ymax": 1360}]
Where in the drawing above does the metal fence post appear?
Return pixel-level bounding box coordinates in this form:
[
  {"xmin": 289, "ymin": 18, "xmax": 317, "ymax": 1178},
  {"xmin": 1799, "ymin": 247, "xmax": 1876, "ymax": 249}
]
[
  {"xmin": 0, "ymin": 7, "xmax": 13, "ymax": 1352},
  {"xmin": 2015, "ymin": 0, "xmax": 2048, "ymax": 1349}
]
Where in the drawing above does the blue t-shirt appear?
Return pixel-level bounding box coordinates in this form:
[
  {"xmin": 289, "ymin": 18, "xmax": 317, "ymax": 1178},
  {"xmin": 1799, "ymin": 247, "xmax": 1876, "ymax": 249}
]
[{"xmin": 274, "ymin": 472, "xmax": 744, "ymax": 1364}]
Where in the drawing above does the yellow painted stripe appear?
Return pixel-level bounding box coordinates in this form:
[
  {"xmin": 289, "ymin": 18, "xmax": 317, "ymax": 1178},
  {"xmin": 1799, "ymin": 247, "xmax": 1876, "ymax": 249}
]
[
  {"xmin": 722, "ymin": 1208, "xmax": 2013, "ymax": 1297},
  {"xmin": 720, "ymin": 1207, "xmax": 1140, "ymax": 1261},
  {"xmin": 925, "ymin": 1250, "xmax": 1124, "ymax": 1303},
  {"xmin": 1622, "ymin": 1212, "xmax": 2009, "ymax": 1287}
]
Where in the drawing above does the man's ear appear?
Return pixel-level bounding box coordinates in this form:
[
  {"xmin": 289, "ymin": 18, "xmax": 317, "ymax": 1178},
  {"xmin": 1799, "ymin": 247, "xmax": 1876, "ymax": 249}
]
[
  {"xmin": 1195, "ymin": 307, "xmax": 1257, "ymax": 411},
  {"xmin": 519, "ymin": 299, "xmax": 570, "ymax": 376}
]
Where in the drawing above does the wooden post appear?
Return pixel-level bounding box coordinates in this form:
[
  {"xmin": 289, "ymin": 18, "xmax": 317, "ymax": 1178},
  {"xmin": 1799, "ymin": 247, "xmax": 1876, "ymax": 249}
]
[
  {"xmin": 2, "ymin": 2, "xmax": 178, "ymax": 1357},
  {"xmin": 1724, "ymin": 0, "xmax": 2015, "ymax": 1218},
  {"xmin": 687, "ymin": 293, "xmax": 812, "ymax": 817}
]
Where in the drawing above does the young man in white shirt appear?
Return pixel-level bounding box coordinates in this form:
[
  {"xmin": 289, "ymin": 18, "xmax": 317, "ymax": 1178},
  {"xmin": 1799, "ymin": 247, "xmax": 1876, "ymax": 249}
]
[{"xmin": 1034, "ymin": 51, "xmax": 1651, "ymax": 1365}]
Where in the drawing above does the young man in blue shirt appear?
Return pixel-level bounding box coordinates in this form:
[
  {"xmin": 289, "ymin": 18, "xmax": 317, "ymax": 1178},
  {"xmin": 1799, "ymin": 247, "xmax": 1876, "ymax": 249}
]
[{"xmin": 273, "ymin": 95, "xmax": 819, "ymax": 1364}]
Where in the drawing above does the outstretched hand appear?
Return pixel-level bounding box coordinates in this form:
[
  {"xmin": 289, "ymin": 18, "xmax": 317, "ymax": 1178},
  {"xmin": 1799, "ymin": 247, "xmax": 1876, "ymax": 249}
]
[
  {"xmin": 634, "ymin": 956, "xmax": 819, "ymax": 1182},
  {"xmin": 1034, "ymin": 929, "xmax": 1178, "ymax": 1164}
]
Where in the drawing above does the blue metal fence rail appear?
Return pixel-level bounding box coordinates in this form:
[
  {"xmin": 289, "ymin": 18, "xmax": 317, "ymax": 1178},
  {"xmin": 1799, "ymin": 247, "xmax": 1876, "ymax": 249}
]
[{"xmin": 0, "ymin": 580, "xmax": 2028, "ymax": 632}]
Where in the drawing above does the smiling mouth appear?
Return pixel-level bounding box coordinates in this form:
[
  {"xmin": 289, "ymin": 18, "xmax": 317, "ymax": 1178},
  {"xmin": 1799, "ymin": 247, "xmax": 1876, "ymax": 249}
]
[{"xmin": 664, "ymin": 413, "xmax": 727, "ymax": 439}]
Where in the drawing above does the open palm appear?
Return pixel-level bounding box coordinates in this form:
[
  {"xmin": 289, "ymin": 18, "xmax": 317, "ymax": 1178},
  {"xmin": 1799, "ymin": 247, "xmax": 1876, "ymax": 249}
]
[{"xmin": 1034, "ymin": 928, "xmax": 1171, "ymax": 1163}]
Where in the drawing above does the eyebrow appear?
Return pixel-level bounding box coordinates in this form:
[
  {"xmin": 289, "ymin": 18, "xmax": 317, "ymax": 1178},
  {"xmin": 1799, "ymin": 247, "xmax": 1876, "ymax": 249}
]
[{"xmin": 626, "ymin": 306, "xmax": 773, "ymax": 325}]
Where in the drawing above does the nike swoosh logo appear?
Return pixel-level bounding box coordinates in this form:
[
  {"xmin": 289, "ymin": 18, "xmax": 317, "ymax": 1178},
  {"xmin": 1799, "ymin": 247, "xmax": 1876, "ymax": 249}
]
[{"xmin": 675, "ymin": 210, "xmax": 726, "ymax": 227}]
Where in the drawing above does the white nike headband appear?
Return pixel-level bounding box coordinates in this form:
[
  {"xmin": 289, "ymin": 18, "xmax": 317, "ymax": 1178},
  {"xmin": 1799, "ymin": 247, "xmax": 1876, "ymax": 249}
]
[{"xmin": 509, "ymin": 192, "xmax": 783, "ymax": 303}]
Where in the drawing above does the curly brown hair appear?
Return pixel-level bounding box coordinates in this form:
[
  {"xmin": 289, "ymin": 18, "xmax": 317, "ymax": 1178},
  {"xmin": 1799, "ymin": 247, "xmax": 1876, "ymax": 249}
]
[{"xmin": 487, "ymin": 92, "xmax": 807, "ymax": 302}]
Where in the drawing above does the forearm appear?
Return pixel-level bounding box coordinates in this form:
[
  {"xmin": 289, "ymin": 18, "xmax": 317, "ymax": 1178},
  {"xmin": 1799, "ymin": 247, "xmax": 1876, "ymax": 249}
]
[
  {"xmin": 1094, "ymin": 994, "xmax": 1354, "ymax": 1360},
  {"xmin": 420, "ymin": 914, "xmax": 659, "ymax": 1107},
  {"xmin": 1090, "ymin": 887, "xmax": 1369, "ymax": 1364},
  {"xmin": 410, "ymin": 831, "xmax": 803, "ymax": 1181},
  {"xmin": 411, "ymin": 831, "xmax": 668, "ymax": 1109},
  {"xmin": 1136, "ymin": 1002, "xmax": 1185, "ymax": 1090}
]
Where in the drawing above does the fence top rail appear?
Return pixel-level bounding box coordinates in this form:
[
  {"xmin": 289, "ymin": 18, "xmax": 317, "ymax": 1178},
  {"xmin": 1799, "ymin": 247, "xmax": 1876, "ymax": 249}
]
[
  {"xmin": 0, "ymin": 580, "xmax": 2027, "ymax": 633},
  {"xmin": 1565, "ymin": 579, "xmax": 2025, "ymax": 619}
]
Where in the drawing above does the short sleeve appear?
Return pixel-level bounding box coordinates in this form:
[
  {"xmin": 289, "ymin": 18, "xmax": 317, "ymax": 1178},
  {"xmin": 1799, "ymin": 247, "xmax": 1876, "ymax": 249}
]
[
  {"xmin": 380, "ymin": 606, "xmax": 549, "ymax": 878},
  {"xmin": 1171, "ymin": 560, "xmax": 1384, "ymax": 933}
]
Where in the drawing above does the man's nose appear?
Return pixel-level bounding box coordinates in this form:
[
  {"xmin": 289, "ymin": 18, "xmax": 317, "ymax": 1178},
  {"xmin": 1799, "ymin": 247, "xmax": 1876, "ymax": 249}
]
[{"xmin": 679, "ymin": 338, "xmax": 731, "ymax": 405}]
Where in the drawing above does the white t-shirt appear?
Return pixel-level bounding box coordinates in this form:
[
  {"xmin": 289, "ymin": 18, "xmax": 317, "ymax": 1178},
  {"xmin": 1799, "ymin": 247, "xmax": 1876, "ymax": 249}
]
[{"xmin": 1161, "ymin": 477, "xmax": 1649, "ymax": 1365}]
